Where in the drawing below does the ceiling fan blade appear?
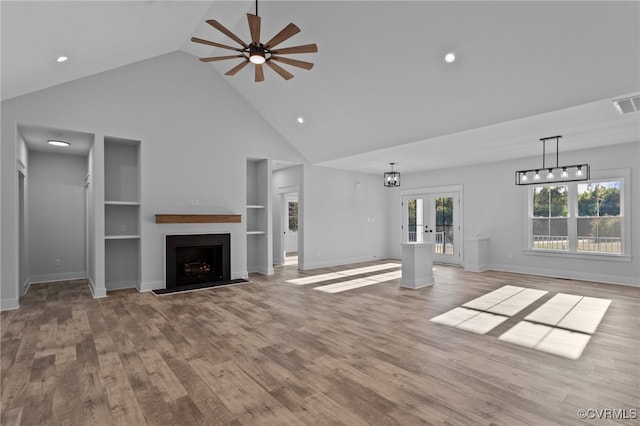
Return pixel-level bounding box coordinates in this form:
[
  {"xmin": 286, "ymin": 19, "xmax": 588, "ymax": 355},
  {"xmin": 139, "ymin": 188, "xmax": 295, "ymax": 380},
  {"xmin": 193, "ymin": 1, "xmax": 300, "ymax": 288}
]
[
  {"xmin": 247, "ymin": 14, "xmax": 261, "ymax": 45},
  {"xmin": 264, "ymin": 23, "xmax": 300, "ymax": 49},
  {"xmin": 206, "ymin": 19, "xmax": 248, "ymax": 48},
  {"xmin": 191, "ymin": 37, "xmax": 243, "ymax": 52},
  {"xmin": 271, "ymin": 43, "xmax": 318, "ymax": 55},
  {"xmin": 271, "ymin": 56, "xmax": 314, "ymax": 70},
  {"xmin": 266, "ymin": 60, "xmax": 294, "ymax": 80},
  {"xmin": 225, "ymin": 60, "xmax": 250, "ymax": 76},
  {"xmin": 255, "ymin": 63, "xmax": 265, "ymax": 82},
  {"xmin": 199, "ymin": 54, "xmax": 244, "ymax": 62}
]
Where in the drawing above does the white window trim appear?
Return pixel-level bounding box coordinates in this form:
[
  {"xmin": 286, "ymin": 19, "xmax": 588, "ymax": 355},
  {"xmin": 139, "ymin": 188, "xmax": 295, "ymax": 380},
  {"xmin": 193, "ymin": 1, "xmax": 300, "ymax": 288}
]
[{"xmin": 524, "ymin": 168, "xmax": 631, "ymax": 261}]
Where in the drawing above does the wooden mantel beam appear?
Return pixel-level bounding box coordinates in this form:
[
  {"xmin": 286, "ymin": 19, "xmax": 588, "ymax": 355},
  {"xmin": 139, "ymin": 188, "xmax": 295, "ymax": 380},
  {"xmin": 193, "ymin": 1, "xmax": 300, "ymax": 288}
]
[{"xmin": 155, "ymin": 214, "xmax": 241, "ymax": 224}]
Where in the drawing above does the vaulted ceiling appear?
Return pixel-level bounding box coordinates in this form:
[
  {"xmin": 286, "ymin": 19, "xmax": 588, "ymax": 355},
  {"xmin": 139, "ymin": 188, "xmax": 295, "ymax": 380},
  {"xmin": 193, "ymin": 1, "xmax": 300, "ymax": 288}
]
[{"xmin": 3, "ymin": 1, "xmax": 639, "ymax": 173}]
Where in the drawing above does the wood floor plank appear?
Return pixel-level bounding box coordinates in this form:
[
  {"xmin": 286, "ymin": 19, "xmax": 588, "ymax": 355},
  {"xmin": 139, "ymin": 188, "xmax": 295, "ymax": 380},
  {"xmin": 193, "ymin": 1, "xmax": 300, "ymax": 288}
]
[
  {"xmin": 190, "ymin": 358, "xmax": 300, "ymax": 424},
  {"xmin": 96, "ymin": 351, "xmax": 148, "ymax": 425},
  {"xmin": 1, "ymin": 263, "xmax": 638, "ymax": 425}
]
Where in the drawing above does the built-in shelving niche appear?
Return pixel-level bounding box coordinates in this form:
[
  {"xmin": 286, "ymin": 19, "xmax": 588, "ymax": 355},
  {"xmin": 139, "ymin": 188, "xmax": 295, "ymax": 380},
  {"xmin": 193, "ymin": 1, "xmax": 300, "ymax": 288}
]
[
  {"xmin": 104, "ymin": 136, "xmax": 141, "ymax": 290},
  {"xmin": 246, "ymin": 159, "xmax": 272, "ymax": 274}
]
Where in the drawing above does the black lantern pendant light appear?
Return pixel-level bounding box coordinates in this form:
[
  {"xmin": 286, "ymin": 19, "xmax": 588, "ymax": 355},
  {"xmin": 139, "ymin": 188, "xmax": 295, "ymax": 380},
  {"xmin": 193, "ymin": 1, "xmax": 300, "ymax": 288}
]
[{"xmin": 384, "ymin": 163, "xmax": 401, "ymax": 187}]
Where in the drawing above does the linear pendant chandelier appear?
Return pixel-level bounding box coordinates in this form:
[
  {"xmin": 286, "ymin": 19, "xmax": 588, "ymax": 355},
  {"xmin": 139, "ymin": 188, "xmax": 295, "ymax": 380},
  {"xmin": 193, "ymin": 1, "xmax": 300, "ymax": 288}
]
[{"xmin": 515, "ymin": 135, "xmax": 590, "ymax": 185}]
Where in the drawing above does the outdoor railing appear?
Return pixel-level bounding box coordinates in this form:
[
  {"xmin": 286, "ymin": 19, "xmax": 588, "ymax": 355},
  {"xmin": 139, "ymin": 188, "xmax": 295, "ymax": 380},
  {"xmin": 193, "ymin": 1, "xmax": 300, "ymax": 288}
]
[{"xmin": 533, "ymin": 235, "xmax": 621, "ymax": 253}]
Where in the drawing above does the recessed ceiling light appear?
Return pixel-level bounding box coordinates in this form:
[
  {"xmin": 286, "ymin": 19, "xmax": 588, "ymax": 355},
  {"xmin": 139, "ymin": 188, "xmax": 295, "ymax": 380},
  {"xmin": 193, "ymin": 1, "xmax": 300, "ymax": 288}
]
[
  {"xmin": 56, "ymin": 56, "xmax": 68, "ymax": 63},
  {"xmin": 445, "ymin": 52, "xmax": 456, "ymax": 63},
  {"xmin": 297, "ymin": 117, "xmax": 304, "ymax": 124},
  {"xmin": 48, "ymin": 140, "xmax": 70, "ymax": 147}
]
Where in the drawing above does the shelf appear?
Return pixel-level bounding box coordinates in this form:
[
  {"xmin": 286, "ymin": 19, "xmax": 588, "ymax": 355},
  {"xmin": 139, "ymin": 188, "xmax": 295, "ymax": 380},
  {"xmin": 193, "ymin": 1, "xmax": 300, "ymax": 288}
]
[
  {"xmin": 155, "ymin": 214, "xmax": 242, "ymax": 224},
  {"xmin": 105, "ymin": 201, "xmax": 141, "ymax": 206},
  {"xmin": 105, "ymin": 235, "xmax": 141, "ymax": 240},
  {"xmin": 104, "ymin": 136, "xmax": 141, "ymax": 291},
  {"xmin": 247, "ymin": 231, "xmax": 265, "ymax": 235},
  {"xmin": 246, "ymin": 205, "xmax": 265, "ymax": 209}
]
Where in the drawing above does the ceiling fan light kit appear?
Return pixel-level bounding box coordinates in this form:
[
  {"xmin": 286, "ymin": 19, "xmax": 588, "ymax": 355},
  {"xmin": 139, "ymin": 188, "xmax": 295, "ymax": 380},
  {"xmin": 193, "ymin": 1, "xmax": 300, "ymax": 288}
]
[
  {"xmin": 515, "ymin": 135, "xmax": 590, "ymax": 185},
  {"xmin": 191, "ymin": 0, "xmax": 317, "ymax": 82}
]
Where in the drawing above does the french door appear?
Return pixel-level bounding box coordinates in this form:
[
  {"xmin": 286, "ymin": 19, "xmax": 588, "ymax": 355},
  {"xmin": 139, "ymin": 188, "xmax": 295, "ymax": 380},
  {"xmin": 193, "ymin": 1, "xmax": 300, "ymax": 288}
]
[{"xmin": 403, "ymin": 192, "xmax": 460, "ymax": 264}]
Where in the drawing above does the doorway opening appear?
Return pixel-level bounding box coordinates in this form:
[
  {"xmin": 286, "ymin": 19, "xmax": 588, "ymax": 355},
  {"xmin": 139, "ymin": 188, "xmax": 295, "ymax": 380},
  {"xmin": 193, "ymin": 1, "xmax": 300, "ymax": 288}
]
[
  {"xmin": 16, "ymin": 124, "xmax": 94, "ymax": 297},
  {"xmin": 283, "ymin": 192, "xmax": 299, "ymax": 266}
]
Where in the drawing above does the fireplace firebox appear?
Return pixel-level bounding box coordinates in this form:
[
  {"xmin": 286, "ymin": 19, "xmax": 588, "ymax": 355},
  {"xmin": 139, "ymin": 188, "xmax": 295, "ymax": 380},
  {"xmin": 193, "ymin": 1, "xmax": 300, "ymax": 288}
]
[{"xmin": 165, "ymin": 233, "xmax": 230, "ymax": 289}]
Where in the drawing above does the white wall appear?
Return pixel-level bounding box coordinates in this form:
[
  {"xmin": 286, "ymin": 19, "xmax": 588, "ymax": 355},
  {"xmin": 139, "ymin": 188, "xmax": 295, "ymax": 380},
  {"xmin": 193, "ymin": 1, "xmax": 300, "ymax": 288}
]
[
  {"xmin": 1, "ymin": 51, "xmax": 305, "ymax": 306},
  {"xmin": 302, "ymin": 165, "xmax": 390, "ymax": 269},
  {"xmin": 389, "ymin": 141, "xmax": 640, "ymax": 286},
  {"xmin": 28, "ymin": 151, "xmax": 87, "ymax": 283}
]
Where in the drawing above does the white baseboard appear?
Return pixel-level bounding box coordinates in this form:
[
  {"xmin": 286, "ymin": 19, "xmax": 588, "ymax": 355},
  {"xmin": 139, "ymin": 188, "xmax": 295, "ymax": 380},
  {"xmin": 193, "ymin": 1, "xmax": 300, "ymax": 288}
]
[
  {"xmin": 0, "ymin": 297, "xmax": 19, "ymax": 311},
  {"xmin": 88, "ymin": 278, "xmax": 107, "ymax": 298},
  {"xmin": 464, "ymin": 264, "xmax": 490, "ymax": 273},
  {"xmin": 233, "ymin": 270, "xmax": 249, "ymax": 280},
  {"xmin": 247, "ymin": 266, "xmax": 274, "ymax": 275},
  {"xmin": 489, "ymin": 263, "xmax": 640, "ymax": 287},
  {"xmin": 29, "ymin": 271, "xmax": 86, "ymax": 284},
  {"xmin": 22, "ymin": 276, "xmax": 32, "ymax": 296},
  {"xmin": 139, "ymin": 281, "xmax": 164, "ymax": 292},
  {"xmin": 106, "ymin": 280, "xmax": 138, "ymax": 291}
]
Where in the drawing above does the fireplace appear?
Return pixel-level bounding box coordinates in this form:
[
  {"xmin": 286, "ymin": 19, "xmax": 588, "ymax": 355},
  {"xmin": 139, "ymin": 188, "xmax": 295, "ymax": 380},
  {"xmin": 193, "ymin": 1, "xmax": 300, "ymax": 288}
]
[{"xmin": 165, "ymin": 233, "xmax": 230, "ymax": 289}]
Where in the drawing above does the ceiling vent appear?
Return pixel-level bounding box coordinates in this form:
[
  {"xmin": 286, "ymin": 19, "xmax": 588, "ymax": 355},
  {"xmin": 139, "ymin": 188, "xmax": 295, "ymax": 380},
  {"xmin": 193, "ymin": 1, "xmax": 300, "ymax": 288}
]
[{"xmin": 612, "ymin": 96, "xmax": 640, "ymax": 114}]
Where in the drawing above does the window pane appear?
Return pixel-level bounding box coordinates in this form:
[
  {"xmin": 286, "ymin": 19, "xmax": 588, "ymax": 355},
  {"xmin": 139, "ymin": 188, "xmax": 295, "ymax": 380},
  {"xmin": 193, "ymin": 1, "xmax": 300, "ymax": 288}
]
[
  {"xmin": 435, "ymin": 197, "xmax": 454, "ymax": 255},
  {"xmin": 577, "ymin": 217, "xmax": 622, "ymax": 253},
  {"xmin": 533, "ymin": 187, "xmax": 549, "ymax": 217},
  {"xmin": 550, "ymin": 186, "xmax": 568, "ymax": 217},
  {"xmin": 578, "ymin": 182, "xmax": 621, "ymax": 217},
  {"xmin": 532, "ymin": 218, "xmax": 568, "ymax": 250},
  {"xmin": 533, "ymin": 186, "xmax": 567, "ymax": 217},
  {"xmin": 288, "ymin": 202, "xmax": 298, "ymax": 232}
]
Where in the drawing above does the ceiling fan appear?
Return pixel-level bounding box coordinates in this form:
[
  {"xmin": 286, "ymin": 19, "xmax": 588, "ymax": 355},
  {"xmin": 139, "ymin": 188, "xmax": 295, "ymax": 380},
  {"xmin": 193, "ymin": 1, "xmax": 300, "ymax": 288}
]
[{"xmin": 191, "ymin": 0, "xmax": 318, "ymax": 82}]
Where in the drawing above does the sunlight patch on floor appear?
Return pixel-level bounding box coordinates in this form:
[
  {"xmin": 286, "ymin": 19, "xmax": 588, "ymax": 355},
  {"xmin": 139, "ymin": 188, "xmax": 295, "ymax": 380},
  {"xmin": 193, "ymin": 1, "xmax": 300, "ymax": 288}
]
[
  {"xmin": 286, "ymin": 263, "xmax": 400, "ymax": 285},
  {"xmin": 314, "ymin": 270, "xmax": 403, "ymax": 293},
  {"xmin": 431, "ymin": 286, "xmax": 611, "ymax": 360}
]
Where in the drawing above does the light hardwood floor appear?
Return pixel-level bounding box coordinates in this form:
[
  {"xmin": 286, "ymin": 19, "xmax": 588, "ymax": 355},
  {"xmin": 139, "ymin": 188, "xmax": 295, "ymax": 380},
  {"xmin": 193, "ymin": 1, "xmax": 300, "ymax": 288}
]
[{"xmin": 1, "ymin": 261, "xmax": 638, "ymax": 425}]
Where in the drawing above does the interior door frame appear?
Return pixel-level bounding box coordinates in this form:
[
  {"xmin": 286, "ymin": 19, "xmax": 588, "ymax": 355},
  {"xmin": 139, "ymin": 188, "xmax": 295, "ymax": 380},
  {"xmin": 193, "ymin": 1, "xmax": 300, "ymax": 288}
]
[
  {"xmin": 400, "ymin": 185, "xmax": 464, "ymax": 265},
  {"xmin": 276, "ymin": 185, "xmax": 301, "ymax": 267},
  {"xmin": 282, "ymin": 192, "xmax": 299, "ymax": 255}
]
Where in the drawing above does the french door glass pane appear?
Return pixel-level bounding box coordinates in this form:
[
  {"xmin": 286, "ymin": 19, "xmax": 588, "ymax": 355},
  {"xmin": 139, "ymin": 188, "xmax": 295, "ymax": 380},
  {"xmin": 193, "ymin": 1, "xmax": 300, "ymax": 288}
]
[
  {"xmin": 407, "ymin": 198, "xmax": 423, "ymax": 242},
  {"xmin": 435, "ymin": 197, "xmax": 454, "ymax": 254}
]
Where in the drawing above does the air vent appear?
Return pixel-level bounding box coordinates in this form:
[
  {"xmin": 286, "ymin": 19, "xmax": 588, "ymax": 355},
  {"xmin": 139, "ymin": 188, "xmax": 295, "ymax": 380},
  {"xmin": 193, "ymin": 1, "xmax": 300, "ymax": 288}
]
[{"xmin": 613, "ymin": 96, "xmax": 640, "ymax": 114}]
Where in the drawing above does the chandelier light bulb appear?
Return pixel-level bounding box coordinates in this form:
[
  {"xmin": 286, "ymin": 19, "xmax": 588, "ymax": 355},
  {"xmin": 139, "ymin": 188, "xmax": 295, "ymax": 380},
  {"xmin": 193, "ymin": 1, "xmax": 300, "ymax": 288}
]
[
  {"xmin": 521, "ymin": 173, "xmax": 528, "ymax": 182},
  {"xmin": 561, "ymin": 168, "xmax": 568, "ymax": 179},
  {"xmin": 547, "ymin": 169, "xmax": 554, "ymax": 180},
  {"xmin": 576, "ymin": 166, "xmax": 583, "ymax": 178},
  {"xmin": 533, "ymin": 171, "xmax": 541, "ymax": 181}
]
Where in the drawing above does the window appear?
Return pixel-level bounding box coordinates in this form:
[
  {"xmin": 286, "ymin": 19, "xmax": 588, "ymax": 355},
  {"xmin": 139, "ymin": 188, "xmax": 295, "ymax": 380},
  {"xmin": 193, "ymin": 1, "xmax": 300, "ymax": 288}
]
[
  {"xmin": 528, "ymin": 175, "xmax": 626, "ymax": 256},
  {"xmin": 288, "ymin": 201, "xmax": 298, "ymax": 232},
  {"xmin": 577, "ymin": 182, "xmax": 621, "ymax": 254},
  {"xmin": 532, "ymin": 186, "xmax": 568, "ymax": 250}
]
